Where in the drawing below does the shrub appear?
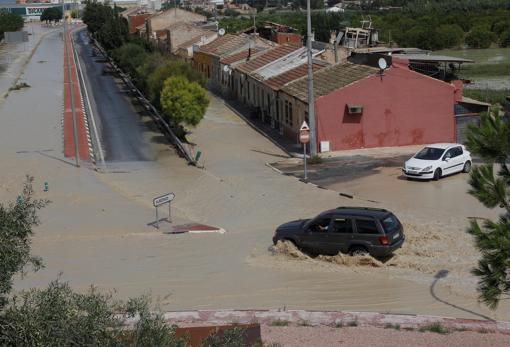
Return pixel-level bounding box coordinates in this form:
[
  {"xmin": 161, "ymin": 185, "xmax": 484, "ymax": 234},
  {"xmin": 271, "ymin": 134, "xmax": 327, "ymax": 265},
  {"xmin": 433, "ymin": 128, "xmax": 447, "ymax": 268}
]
[
  {"xmin": 466, "ymin": 26, "xmax": 497, "ymax": 48},
  {"xmin": 160, "ymin": 76, "xmax": 209, "ymax": 127}
]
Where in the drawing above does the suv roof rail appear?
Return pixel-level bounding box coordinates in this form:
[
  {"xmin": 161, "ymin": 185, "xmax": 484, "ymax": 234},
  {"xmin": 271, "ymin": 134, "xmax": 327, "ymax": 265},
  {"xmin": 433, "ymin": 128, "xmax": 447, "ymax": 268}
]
[{"xmin": 336, "ymin": 206, "xmax": 388, "ymax": 212}]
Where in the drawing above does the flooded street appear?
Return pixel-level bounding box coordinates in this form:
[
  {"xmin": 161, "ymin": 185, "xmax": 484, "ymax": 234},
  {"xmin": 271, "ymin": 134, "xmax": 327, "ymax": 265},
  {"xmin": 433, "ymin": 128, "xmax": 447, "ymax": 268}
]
[{"xmin": 2, "ymin": 23, "xmax": 509, "ymax": 323}]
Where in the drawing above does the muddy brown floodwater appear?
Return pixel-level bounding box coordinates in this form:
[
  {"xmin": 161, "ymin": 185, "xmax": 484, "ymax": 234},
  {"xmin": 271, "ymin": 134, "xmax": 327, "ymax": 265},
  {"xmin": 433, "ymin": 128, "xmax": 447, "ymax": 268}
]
[{"xmin": 2, "ymin": 24, "xmax": 509, "ymax": 322}]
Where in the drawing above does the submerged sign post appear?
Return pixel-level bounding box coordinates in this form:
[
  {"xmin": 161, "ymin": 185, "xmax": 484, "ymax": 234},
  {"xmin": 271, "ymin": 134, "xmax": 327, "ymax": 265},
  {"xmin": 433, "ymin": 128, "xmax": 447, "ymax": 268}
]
[
  {"xmin": 153, "ymin": 193, "xmax": 175, "ymax": 229},
  {"xmin": 299, "ymin": 121, "xmax": 310, "ymax": 181}
]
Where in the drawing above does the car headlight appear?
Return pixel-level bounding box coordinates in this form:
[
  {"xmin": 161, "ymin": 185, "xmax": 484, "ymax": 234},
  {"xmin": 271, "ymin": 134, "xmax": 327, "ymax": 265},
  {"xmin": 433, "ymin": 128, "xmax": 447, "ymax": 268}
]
[{"xmin": 422, "ymin": 166, "xmax": 432, "ymax": 172}]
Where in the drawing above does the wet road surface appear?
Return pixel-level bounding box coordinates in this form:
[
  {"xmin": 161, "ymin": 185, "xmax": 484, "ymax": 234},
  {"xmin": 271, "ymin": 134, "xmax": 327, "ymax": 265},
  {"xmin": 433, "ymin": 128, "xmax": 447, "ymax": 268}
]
[{"xmin": 73, "ymin": 28, "xmax": 153, "ymax": 162}]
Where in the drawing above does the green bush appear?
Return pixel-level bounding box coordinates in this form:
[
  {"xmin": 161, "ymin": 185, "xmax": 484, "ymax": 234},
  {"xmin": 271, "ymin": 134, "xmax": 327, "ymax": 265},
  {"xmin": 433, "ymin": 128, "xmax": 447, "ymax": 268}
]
[
  {"xmin": 160, "ymin": 76, "xmax": 209, "ymax": 127},
  {"xmin": 466, "ymin": 25, "xmax": 497, "ymax": 48},
  {"xmin": 500, "ymin": 29, "xmax": 510, "ymax": 47},
  {"xmin": 112, "ymin": 43, "xmax": 147, "ymax": 77},
  {"xmin": 0, "ymin": 11, "xmax": 23, "ymax": 39}
]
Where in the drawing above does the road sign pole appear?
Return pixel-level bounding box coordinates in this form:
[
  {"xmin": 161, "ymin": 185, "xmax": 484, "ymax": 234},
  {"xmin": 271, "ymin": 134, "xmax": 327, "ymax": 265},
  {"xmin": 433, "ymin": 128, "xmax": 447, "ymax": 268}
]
[
  {"xmin": 155, "ymin": 206, "xmax": 159, "ymax": 229},
  {"xmin": 303, "ymin": 143, "xmax": 308, "ymax": 181}
]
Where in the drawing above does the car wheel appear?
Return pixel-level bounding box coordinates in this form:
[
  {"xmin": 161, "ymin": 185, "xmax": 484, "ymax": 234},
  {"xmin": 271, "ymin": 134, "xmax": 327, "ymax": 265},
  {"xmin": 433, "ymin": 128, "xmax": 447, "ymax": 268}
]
[
  {"xmin": 462, "ymin": 161, "xmax": 472, "ymax": 173},
  {"xmin": 349, "ymin": 246, "xmax": 368, "ymax": 256},
  {"xmin": 433, "ymin": 168, "xmax": 442, "ymax": 181}
]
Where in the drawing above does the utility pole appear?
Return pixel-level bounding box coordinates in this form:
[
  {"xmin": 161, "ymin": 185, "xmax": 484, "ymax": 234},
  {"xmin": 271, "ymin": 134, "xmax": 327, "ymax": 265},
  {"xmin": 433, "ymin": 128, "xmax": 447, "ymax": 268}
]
[{"xmin": 306, "ymin": 0, "xmax": 317, "ymax": 155}]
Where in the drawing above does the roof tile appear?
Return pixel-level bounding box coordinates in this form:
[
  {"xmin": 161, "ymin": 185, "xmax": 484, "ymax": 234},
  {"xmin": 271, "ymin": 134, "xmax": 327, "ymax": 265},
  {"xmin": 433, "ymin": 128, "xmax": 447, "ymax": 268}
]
[{"xmin": 281, "ymin": 62, "xmax": 379, "ymax": 103}]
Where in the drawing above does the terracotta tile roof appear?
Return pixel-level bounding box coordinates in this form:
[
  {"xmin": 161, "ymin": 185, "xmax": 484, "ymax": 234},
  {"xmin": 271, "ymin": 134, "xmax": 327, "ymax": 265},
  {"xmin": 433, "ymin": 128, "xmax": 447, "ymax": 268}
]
[
  {"xmin": 281, "ymin": 62, "xmax": 379, "ymax": 103},
  {"xmin": 176, "ymin": 31, "xmax": 216, "ymax": 49},
  {"xmin": 264, "ymin": 60, "xmax": 330, "ymax": 90},
  {"xmin": 220, "ymin": 47, "xmax": 268, "ymax": 65},
  {"xmin": 198, "ymin": 34, "xmax": 250, "ymax": 57},
  {"xmin": 235, "ymin": 45, "xmax": 301, "ymax": 74}
]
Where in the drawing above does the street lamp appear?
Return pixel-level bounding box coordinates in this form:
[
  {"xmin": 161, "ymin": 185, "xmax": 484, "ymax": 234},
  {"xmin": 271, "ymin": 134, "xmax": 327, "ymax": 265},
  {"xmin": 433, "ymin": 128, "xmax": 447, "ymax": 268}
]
[{"xmin": 306, "ymin": 0, "xmax": 317, "ymax": 155}]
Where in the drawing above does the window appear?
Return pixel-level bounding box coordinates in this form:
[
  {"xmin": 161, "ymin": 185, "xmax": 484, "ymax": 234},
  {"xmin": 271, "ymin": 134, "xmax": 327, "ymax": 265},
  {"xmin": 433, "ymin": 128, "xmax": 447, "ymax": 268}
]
[
  {"xmin": 310, "ymin": 217, "xmax": 331, "ymax": 233},
  {"xmin": 284, "ymin": 100, "xmax": 289, "ymax": 124},
  {"xmin": 288, "ymin": 102, "xmax": 293, "ymax": 126},
  {"xmin": 355, "ymin": 219, "xmax": 379, "ymax": 234},
  {"xmin": 453, "ymin": 146, "xmax": 463, "ymax": 157},
  {"xmin": 443, "ymin": 148, "xmax": 455, "ymax": 160},
  {"xmin": 331, "ymin": 218, "xmax": 353, "ymax": 233},
  {"xmin": 414, "ymin": 147, "xmax": 445, "ymax": 160},
  {"xmin": 381, "ymin": 215, "xmax": 400, "ymax": 233}
]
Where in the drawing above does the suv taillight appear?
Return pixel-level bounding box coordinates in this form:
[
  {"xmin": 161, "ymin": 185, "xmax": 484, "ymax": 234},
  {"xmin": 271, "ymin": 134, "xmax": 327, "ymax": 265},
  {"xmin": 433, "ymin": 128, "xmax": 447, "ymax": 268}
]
[{"xmin": 378, "ymin": 236, "xmax": 389, "ymax": 245}]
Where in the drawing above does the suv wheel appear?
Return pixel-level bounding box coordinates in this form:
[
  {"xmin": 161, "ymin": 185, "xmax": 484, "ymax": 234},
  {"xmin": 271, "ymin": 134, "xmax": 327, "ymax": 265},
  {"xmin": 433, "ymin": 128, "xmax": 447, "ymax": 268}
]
[
  {"xmin": 349, "ymin": 246, "xmax": 368, "ymax": 256},
  {"xmin": 462, "ymin": 161, "xmax": 472, "ymax": 173},
  {"xmin": 433, "ymin": 168, "xmax": 442, "ymax": 181}
]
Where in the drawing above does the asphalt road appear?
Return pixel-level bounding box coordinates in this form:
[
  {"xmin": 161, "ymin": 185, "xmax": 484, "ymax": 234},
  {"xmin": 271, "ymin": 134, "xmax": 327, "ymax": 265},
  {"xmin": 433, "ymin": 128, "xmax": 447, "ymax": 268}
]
[{"xmin": 73, "ymin": 29, "xmax": 153, "ymax": 162}]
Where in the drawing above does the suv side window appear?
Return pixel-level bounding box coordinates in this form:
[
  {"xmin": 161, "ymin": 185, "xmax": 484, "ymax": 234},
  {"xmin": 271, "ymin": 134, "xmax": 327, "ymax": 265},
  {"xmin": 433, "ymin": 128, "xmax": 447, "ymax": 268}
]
[
  {"xmin": 331, "ymin": 217, "xmax": 353, "ymax": 233},
  {"xmin": 310, "ymin": 217, "xmax": 331, "ymax": 233},
  {"xmin": 355, "ymin": 219, "xmax": 380, "ymax": 234}
]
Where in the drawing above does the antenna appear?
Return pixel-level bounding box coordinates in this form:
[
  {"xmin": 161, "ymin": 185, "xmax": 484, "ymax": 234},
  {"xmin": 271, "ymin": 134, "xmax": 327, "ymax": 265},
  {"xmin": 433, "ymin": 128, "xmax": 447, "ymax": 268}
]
[{"xmin": 218, "ymin": 28, "xmax": 225, "ymax": 36}]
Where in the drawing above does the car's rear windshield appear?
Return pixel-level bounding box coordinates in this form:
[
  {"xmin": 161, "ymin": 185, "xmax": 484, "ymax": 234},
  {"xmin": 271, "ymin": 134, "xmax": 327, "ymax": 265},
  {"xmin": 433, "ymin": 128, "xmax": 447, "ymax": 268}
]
[
  {"xmin": 414, "ymin": 147, "xmax": 445, "ymax": 160},
  {"xmin": 381, "ymin": 214, "xmax": 400, "ymax": 233}
]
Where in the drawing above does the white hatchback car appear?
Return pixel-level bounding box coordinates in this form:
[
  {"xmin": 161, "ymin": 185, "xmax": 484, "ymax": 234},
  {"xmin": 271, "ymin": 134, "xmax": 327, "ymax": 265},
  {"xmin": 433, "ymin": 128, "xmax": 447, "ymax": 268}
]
[{"xmin": 403, "ymin": 143, "xmax": 472, "ymax": 180}]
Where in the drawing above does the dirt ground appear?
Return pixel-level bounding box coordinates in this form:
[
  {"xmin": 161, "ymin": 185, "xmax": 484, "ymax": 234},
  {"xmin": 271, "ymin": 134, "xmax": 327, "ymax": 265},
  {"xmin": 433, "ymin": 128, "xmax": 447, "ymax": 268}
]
[
  {"xmin": 261, "ymin": 325, "xmax": 510, "ymax": 347},
  {"xmin": 2, "ymin": 24, "xmax": 510, "ymax": 325}
]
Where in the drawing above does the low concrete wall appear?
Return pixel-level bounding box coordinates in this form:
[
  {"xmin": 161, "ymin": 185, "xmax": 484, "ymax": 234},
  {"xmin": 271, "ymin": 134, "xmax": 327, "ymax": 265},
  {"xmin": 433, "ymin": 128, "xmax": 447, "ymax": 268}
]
[{"xmin": 156, "ymin": 310, "xmax": 510, "ymax": 334}]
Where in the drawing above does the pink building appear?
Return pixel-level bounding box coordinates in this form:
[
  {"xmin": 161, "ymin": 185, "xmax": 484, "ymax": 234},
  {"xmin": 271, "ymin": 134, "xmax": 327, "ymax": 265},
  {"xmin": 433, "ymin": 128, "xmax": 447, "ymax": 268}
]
[{"xmin": 280, "ymin": 59, "xmax": 464, "ymax": 151}]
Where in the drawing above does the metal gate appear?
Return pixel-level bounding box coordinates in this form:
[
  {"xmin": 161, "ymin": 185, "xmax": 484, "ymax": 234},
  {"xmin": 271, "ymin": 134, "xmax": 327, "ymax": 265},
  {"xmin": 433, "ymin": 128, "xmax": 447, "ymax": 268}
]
[{"xmin": 455, "ymin": 115, "xmax": 480, "ymax": 144}]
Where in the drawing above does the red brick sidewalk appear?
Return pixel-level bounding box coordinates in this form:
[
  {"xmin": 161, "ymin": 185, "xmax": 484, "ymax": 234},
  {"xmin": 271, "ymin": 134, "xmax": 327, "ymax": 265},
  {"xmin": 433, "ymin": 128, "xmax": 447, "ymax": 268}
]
[{"xmin": 63, "ymin": 29, "xmax": 89, "ymax": 161}]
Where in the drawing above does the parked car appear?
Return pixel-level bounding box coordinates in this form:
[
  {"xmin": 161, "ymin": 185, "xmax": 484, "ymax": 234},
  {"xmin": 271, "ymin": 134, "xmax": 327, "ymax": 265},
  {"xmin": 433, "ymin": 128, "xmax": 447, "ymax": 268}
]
[
  {"xmin": 402, "ymin": 143, "xmax": 472, "ymax": 180},
  {"xmin": 273, "ymin": 207, "xmax": 405, "ymax": 258}
]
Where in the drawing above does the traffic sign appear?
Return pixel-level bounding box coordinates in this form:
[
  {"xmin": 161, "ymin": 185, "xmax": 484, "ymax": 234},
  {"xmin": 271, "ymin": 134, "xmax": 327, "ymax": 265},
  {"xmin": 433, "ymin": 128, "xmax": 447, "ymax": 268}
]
[
  {"xmin": 153, "ymin": 193, "xmax": 175, "ymax": 207},
  {"xmin": 299, "ymin": 121, "xmax": 310, "ymax": 144}
]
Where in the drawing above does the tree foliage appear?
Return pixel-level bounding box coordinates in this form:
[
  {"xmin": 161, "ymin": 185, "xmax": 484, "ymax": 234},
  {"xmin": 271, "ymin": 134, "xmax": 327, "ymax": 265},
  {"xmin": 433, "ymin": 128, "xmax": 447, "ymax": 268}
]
[
  {"xmin": 466, "ymin": 109, "xmax": 510, "ymax": 309},
  {"xmin": 0, "ymin": 176, "xmax": 48, "ymax": 309},
  {"xmin": 160, "ymin": 76, "xmax": 209, "ymax": 127},
  {"xmin": 40, "ymin": 7, "xmax": 63, "ymax": 23},
  {"xmin": 466, "ymin": 25, "xmax": 497, "ymax": 48},
  {"xmin": 0, "ymin": 11, "xmax": 23, "ymax": 39},
  {"xmin": 147, "ymin": 60, "xmax": 206, "ymax": 108},
  {"xmin": 82, "ymin": 1, "xmax": 128, "ymax": 50}
]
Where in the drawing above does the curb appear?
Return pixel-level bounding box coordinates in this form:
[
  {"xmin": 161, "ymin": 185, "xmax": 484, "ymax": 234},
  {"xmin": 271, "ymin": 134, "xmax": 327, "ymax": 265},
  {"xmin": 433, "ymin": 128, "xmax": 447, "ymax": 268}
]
[
  {"xmin": 155, "ymin": 310, "xmax": 510, "ymax": 335},
  {"xmin": 223, "ymin": 101, "xmax": 292, "ymax": 158}
]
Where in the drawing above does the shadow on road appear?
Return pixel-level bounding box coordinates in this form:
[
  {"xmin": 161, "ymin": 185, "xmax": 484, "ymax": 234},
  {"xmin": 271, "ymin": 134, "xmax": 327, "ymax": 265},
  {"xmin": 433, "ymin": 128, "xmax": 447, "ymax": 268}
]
[{"xmin": 430, "ymin": 269, "xmax": 495, "ymax": 321}]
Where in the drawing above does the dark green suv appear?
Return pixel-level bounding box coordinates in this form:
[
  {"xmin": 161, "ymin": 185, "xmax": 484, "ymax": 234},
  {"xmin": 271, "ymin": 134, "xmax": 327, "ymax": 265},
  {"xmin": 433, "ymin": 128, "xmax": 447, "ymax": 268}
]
[{"xmin": 273, "ymin": 207, "xmax": 405, "ymax": 258}]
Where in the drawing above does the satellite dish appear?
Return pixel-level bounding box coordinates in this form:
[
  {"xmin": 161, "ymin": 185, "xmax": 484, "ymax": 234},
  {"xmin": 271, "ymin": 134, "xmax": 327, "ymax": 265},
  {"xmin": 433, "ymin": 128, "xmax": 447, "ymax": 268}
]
[
  {"xmin": 218, "ymin": 28, "xmax": 225, "ymax": 36},
  {"xmin": 378, "ymin": 57, "xmax": 387, "ymax": 70},
  {"xmin": 223, "ymin": 65, "xmax": 230, "ymax": 73}
]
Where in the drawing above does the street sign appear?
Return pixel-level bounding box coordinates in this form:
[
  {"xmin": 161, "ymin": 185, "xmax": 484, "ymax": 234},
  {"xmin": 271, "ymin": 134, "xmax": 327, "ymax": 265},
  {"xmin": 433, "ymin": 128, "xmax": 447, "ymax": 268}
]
[
  {"xmin": 299, "ymin": 121, "xmax": 310, "ymax": 180},
  {"xmin": 153, "ymin": 193, "xmax": 175, "ymax": 207},
  {"xmin": 299, "ymin": 121, "xmax": 310, "ymax": 144}
]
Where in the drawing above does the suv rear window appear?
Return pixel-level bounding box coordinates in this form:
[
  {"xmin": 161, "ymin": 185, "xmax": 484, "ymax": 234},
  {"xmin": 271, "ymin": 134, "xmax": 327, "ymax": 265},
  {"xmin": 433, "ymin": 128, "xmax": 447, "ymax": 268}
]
[
  {"xmin": 355, "ymin": 219, "xmax": 379, "ymax": 234},
  {"xmin": 381, "ymin": 215, "xmax": 400, "ymax": 233}
]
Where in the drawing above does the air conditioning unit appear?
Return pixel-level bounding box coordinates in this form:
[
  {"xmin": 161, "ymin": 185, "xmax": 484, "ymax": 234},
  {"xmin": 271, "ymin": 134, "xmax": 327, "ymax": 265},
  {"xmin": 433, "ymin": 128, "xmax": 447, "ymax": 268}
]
[{"xmin": 346, "ymin": 104, "xmax": 363, "ymax": 115}]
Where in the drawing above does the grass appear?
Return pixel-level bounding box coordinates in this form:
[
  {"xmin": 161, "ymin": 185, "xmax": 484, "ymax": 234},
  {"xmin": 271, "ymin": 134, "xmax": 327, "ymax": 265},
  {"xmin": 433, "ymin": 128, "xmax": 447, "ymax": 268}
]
[
  {"xmin": 460, "ymin": 62, "xmax": 510, "ymax": 78},
  {"xmin": 332, "ymin": 321, "xmax": 344, "ymax": 328},
  {"xmin": 436, "ymin": 47, "xmax": 510, "ymax": 78},
  {"xmin": 463, "ymin": 88, "xmax": 509, "ymax": 105},
  {"xmin": 270, "ymin": 319, "xmax": 290, "ymax": 327},
  {"xmin": 419, "ymin": 323, "xmax": 450, "ymax": 334},
  {"xmin": 384, "ymin": 323, "xmax": 401, "ymax": 330},
  {"xmin": 308, "ymin": 155, "xmax": 323, "ymax": 165},
  {"xmin": 298, "ymin": 320, "xmax": 311, "ymax": 326}
]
